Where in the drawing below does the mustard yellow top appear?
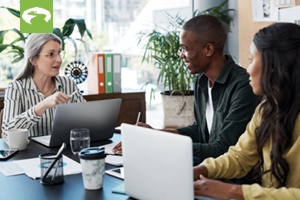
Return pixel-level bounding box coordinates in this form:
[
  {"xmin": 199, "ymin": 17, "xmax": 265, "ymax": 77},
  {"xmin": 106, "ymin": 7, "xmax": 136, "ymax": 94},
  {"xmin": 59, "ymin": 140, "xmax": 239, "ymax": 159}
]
[{"xmin": 201, "ymin": 105, "xmax": 300, "ymax": 200}]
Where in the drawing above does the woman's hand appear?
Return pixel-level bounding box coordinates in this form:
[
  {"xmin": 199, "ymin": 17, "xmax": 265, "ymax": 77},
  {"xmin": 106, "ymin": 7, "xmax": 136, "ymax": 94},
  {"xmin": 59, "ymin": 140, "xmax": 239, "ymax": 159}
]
[
  {"xmin": 193, "ymin": 165, "xmax": 208, "ymax": 181},
  {"xmin": 194, "ymin": 175, "xmax": 243, "ymax": 200},
  {"xmin": 45, "ymin": 92, "xmax": 71, "ymax": 107},
  {"xmin": 34, "ymin": 92, "xmax": 71, "ymax": 116}
]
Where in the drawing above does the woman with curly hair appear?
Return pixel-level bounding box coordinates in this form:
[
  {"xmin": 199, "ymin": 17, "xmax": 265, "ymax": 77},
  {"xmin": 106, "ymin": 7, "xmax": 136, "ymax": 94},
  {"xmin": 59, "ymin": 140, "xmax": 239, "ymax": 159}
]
[{"xmin": 193, "ymin": 22, "xmax": 300, "ymax": 199}]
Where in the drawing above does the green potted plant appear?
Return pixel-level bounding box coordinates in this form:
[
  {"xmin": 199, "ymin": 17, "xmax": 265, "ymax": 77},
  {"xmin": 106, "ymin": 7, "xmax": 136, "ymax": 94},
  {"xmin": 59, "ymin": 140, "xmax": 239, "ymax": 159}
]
[
  {"xmin": 138, "ymin": 14, "xmax": 194, "ymax": 97},
  {"xmin": 194, "ymin": 0, "xmax": 234, "ymax": 32},
  {"xmin": 137, "ymin": 0, "xmax": 234, "ymax": 128}
]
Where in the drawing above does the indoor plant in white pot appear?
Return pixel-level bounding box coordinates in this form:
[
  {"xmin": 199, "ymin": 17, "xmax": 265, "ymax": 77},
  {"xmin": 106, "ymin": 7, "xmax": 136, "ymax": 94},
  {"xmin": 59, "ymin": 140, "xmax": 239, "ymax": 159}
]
[{"xmin": 138, "ymin": 14, "xmax": 195, "ymax": 128}]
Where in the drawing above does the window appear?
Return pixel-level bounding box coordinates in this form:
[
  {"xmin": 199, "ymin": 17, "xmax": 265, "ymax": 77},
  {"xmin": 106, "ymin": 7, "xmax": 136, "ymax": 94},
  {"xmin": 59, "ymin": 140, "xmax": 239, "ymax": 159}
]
[
  {"xmin": 0, "ymin": 0, "xmax": 192, "ymax": 86},
  {"xmin": 0, "ymin": 0, "xmax": 192, "ymax": 127}
]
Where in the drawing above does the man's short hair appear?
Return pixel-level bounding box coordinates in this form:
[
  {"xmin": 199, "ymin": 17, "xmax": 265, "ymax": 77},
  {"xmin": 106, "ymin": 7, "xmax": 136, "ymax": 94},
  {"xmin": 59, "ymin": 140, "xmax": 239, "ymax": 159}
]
[{"xmin": 183, "ymin": 15, "xmax": 227, "ymax": 52}]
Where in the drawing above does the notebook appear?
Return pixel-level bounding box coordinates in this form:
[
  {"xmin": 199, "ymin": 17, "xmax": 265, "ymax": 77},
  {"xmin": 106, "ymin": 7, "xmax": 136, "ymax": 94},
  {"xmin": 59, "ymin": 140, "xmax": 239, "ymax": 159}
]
[
  {"xmin": 121, "ymin": 123, "xmax": 195, "ymax": 200},
  {"xmin": 32, "ymin": 98, "xmax": 121, "ymax": 147}
]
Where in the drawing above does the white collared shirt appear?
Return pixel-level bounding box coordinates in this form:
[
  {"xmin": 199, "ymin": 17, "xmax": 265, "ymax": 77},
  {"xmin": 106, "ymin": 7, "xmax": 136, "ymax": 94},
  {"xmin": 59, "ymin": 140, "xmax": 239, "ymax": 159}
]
[{"xmin": 206, "ymin": 80, "xmax": 214, "ymax": 134}]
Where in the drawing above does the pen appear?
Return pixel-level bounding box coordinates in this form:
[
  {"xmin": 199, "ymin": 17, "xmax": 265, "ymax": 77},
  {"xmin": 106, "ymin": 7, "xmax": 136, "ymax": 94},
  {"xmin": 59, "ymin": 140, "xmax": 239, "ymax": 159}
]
[
  {"xmin": 69, "ymin": 91, "xmax": 77, "ymax": 97},
  {"xmin": 106, "ymin": 153, "xmax": 123, "ymax": 157},
  {"xmin": 68, "ymin": 91, "xmax": 77, "ymax": 103},
  {"xmin": 135, "ymin": 112, "xmax": 141, "ymax": 125},
  {"xmin": 95, "ymin": 146, "xmax": 122, "ymax": 156},
  {"xmin": 52, "ymin": 160, "xmax": 60, "ymax": 181},
  {"xmin": 42, "ymin": 143, "xmax": 66, "ymax": 181}
]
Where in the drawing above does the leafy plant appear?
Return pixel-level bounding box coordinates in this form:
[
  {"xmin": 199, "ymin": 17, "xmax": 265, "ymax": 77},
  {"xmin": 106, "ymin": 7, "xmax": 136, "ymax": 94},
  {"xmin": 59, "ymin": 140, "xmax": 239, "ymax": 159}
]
[
  {"xmin": 137, "ymin": 0, "xmax": 234, "ymax": 95},
  {"xmin": 194, "ymin": 0, "xmax": 235, "ymax": 32},
  {"xmin": 138, "ymin": 14, "xmax": 194, "ymax": 95},
  {"xmin": 0, "ymin": 6, "xmax": 92, "ymax": 63}
]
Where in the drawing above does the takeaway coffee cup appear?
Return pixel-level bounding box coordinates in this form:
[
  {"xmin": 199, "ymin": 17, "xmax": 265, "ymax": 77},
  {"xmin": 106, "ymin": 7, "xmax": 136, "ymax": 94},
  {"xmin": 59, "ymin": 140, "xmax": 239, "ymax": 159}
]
[
  {"xmin": 79, "ymin": 147, "xmax": 107, "ymax": 190},
  {"xmin": 7, "ymin": 129, "xmax": 29, "ymax": 150}
]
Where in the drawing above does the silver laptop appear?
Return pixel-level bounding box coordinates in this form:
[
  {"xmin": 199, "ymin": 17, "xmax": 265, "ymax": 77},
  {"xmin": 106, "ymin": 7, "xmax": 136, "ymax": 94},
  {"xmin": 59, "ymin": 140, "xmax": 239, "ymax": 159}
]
[
  {"xmin": 121, "ymin": 123, "xmax": 195, "ymax": 200},
  {"xmin": 32, "ymin": 98, "xmax": 121, "ymax": 147}
]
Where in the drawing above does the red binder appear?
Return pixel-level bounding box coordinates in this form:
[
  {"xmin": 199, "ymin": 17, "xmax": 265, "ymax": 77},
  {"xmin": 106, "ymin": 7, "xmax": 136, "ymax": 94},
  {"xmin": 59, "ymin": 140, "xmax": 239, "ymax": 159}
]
[{"xmin": 87, "ymin": 53, "xmax": 105, "ymax": 93}]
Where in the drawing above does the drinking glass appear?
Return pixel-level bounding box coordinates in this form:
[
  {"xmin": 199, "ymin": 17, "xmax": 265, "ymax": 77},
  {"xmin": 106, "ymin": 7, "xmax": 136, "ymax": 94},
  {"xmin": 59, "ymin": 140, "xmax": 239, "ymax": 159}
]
[{"xmin": 70, "ymin": 128, "xmax": 90, "ymax": 155}]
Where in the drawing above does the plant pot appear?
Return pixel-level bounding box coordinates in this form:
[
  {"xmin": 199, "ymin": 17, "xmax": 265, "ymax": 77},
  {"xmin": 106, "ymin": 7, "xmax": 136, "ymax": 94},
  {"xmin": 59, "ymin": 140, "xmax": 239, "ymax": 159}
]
[{"xmin": 161, "ymin": 91, "xmax": 194, "ymax": 128}]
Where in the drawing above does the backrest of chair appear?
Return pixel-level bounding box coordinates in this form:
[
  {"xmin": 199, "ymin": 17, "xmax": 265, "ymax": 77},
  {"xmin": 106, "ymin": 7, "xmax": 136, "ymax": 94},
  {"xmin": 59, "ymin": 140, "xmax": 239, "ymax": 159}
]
[{"xmin": 0, "ymin": 108, "xmax": 3, "ymax": 137}]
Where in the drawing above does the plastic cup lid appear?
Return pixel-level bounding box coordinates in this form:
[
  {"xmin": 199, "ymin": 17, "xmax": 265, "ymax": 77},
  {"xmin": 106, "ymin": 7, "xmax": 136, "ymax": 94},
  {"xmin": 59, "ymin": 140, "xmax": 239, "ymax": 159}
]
[{"xmin": 79, "ymin": 147, "xmax": 106, "ymax": 160}]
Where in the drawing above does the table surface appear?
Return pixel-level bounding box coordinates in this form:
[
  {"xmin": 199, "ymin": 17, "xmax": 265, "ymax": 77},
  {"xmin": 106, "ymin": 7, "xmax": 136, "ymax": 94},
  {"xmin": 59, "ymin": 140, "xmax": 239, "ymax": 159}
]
[{"xmin": 0, "ymin": 134, "xmax": 132, "ymax": 200}]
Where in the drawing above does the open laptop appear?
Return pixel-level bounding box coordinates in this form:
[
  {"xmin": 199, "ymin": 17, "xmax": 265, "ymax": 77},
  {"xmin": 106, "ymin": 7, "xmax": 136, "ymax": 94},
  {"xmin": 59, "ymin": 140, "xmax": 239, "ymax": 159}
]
[
  {"xmin": 32, "ymin": 98, "xmax": 121, "ymax": 147},
  {"xmin": 121, "ymin": 123, "xmax": 195, "ymax": 200}
]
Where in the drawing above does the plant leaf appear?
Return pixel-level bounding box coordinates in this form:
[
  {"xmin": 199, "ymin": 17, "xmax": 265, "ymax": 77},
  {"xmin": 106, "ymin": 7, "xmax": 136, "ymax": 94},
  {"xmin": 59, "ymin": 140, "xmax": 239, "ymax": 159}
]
[
  {"xmin": 0, "ymin": 30, "xmax": 9, "ymax": 44},
  {"xmin": 53, "ymin": 28, "xmax": 65, "ymax": 50},
  {"xmin": 85, "ymin": 28, "xmax": 93, "ymax": 39},
  {"xmin": 11, "ymin": 28, "xmax": 26, "ymax": 41},
  {"xmin": 12, "ymin": 55, "xmax": 23, "ymax": 63},
  {"xmin": 0, "ymin": 44, "xmax": 11, "ymax": 53},
  {"xmin": 65, "ymin": 36, "xmax": 78, "ymax": 58},
  {"xmin": 72, "ymin": 19, "xmax": 86, "ymax": 38},
  {"xmin": 0, "ymin": 6, "xmax": 20, "ymax": 18},
  {"xmin": 61, "ymin": 18, "xmax": 92, "ymax": 39},
  {"xmin": 62, "ymin": 18, "xmax": 76, "ymax": 37}
]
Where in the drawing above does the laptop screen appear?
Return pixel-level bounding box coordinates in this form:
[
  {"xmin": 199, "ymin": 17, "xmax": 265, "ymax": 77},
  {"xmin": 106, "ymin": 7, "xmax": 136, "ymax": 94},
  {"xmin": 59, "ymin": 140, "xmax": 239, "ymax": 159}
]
[{"xmin": 32, "ymin": 98, "xmax": 121, "ymax": 147}]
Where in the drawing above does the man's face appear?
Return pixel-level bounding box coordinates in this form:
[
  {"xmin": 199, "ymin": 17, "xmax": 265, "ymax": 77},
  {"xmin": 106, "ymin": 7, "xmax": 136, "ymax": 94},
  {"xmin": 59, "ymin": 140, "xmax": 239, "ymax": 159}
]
[{"xmin": 179, "ymin": 30, "xmax": 210, "ymax": 74}]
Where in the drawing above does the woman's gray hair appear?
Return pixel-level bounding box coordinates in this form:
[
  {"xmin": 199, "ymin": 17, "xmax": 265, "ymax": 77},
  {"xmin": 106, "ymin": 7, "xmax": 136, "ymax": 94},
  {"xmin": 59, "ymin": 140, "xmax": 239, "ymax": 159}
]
[{"xmin": 16, "ymin": 33, "xmax": 62, "ymax": 80}]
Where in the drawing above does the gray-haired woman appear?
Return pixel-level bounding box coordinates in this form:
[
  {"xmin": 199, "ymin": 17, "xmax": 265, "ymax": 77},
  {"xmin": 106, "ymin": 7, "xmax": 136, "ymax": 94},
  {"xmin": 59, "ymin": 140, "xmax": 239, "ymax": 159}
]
[{"xmin": 2, "ymin": 33, "xmax": 85, "ymax": 138}]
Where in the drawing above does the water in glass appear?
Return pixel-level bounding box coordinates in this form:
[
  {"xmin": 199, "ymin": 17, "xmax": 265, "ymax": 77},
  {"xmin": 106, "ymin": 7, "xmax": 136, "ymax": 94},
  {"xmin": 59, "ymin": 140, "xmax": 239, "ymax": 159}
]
[{"xmin": 70, "ymin": 128, "xmax": 90, "ymax": 155}]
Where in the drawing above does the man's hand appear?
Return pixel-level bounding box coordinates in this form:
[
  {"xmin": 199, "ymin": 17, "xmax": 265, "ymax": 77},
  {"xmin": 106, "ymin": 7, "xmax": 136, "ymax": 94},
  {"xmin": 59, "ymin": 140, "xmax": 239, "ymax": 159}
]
[
  {"xmin": 137, "ymin": 122, "xmax": 153, "ymax": 128},
  {"xmin": 112, "ymin": 142, "xmax": 122, "ymax": 155},
  {"xmin": 112, "ymin": 123, "xmax": 153, "ymax": 155}
]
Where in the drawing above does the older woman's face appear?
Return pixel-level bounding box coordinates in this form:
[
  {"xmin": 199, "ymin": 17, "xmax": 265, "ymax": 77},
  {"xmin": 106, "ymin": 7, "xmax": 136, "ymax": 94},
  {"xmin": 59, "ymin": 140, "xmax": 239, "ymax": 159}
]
[
  {"xmin": 247, "ymin": 42, "xmax": 263, "ymax": 95},
  {"xmin": 33, "ymin": 40, "xmax": 62, "ymax": 77}
]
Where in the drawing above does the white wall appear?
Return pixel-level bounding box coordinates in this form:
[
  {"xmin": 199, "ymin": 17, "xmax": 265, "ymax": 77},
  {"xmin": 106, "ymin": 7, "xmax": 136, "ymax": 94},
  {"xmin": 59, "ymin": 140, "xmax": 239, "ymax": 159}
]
[
  {"xmin": 227, "ymin": 0, "xmax": 239, "ymax": 64},
  {"xmin": 193, "ymin": 0, "xmax": 239, "ymax": 63}
]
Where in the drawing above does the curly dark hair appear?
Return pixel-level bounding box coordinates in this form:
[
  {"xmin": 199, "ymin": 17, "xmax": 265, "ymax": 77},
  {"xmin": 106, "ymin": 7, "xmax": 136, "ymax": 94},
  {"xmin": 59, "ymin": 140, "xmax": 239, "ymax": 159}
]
[{"xmin": 252, "ymin": 22, "xmax": 300, "ymax": 188}]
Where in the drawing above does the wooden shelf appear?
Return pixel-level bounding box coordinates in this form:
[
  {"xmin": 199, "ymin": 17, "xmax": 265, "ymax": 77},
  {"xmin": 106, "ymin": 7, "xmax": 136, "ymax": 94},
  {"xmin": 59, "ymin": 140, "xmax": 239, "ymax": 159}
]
[{"xmin": 83, "ymin": 91, "xmax": 146, "ymax": 126}]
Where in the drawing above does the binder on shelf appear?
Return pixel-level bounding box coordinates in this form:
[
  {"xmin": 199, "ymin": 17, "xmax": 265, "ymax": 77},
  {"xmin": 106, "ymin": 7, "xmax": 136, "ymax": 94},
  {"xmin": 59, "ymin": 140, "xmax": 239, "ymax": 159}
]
[
  {"xmin": 87, "ymin": 53, "xmax": 105, "ymax": 93},
  {"xmin": 104, "ymin": 53, "xmax": 113, "ymax": 93},
  {"xmin": 113, "ymin": 53, "xmax": 122, "ymax": 93}
]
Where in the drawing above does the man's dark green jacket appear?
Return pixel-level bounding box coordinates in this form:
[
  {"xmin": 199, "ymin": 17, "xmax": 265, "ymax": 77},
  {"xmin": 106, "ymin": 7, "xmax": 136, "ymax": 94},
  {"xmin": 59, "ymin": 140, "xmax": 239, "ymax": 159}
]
[{"xmin": 177, "ymin": 56, "xmax": 260, "ymax": 163}]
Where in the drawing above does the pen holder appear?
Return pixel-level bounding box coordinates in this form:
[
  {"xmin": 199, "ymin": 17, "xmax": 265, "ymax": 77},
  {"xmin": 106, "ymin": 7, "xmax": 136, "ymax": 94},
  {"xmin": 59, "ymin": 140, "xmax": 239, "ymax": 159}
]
[{"xmin": 39, "ymin": 153, "xmax": 64, "ymax": 185}]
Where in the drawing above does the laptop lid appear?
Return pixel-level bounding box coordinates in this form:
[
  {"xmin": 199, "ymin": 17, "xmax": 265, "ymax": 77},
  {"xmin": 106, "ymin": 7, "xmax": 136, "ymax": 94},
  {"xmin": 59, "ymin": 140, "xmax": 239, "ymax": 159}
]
[
  {"xmin": 32, "ymin": 98, "xmax": 121, "ymax": 147},
  {"xmin": 121, "ymin": 123, "xmax": 194, "ymax": 200}
]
